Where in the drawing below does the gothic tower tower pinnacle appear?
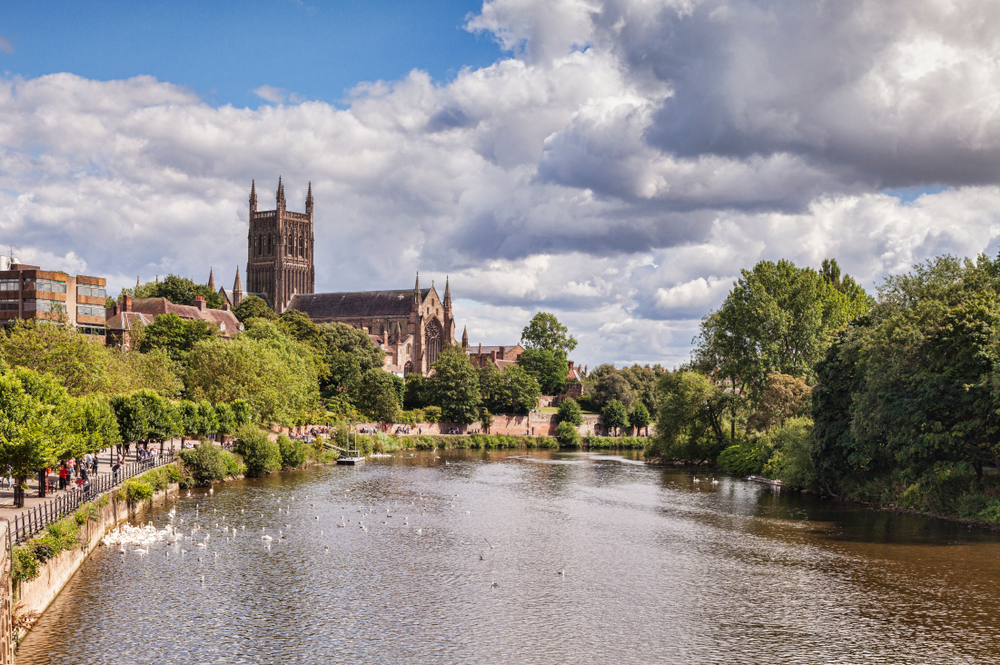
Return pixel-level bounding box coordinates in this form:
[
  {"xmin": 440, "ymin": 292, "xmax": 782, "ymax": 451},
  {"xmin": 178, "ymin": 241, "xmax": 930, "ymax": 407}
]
[{"xmin": 246, "ymin": 178, "xmax": 314, "ymax": 313}]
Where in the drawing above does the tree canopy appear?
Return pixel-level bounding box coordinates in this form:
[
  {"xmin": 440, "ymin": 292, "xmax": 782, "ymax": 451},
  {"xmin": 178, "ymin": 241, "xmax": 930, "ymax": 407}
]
[{"xmin": 521, "ymin": 312, "xmax": 577, "ymax": 353}]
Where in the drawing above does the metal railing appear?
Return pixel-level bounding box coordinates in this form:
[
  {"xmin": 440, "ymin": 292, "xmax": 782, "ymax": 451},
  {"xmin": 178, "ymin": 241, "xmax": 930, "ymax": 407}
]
[{"xmin": 7, "ymin": 452, "xmax": 175, "ymax": 549}]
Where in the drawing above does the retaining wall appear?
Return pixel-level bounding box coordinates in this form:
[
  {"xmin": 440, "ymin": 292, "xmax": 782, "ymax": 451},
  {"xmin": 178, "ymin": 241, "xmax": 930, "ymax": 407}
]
[{"xmin": 13, "ymin": 484, "xmax": 178, "ymax": 640}]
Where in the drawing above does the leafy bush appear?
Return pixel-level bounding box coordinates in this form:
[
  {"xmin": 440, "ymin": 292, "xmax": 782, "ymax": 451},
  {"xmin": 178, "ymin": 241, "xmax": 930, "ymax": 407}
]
[
  {"xmin": 758, "ymin": 417, "xmax": 815, "ymax": 487},
  {"xmin": 717, "ymin": 444, "xmax": 762, "ymax": 476},
  {"xmin": 179, "ymin": 443, "xmax": 230, "ymax": 485},
  {"xmin": 556, "ymin": 420, "xmax": 580, "ymax": 447},
  {"xmin": 235, "ymin": 425, "xmax": 281, "ymax": 477},
  {"xmin": 119, "ymin": 478, "xmax": 154, "ymax": 504},
  {"xmin": 277, "ymin": 435, "xmax": 307, "ymax": 469},
  {"xmin": 556, "ymin": 398, "xmax": 583, "ymax": 426},
  {"xmin": 12, "ymin": 547, "xmax": 39, "ymax": 585},
  {"xmin": 582, "ymin": 436, "xmax": 647, "ymax": 450},
  {"xmin": 422, "ymin": 406, "xmax": 443, "ymax": 423}
]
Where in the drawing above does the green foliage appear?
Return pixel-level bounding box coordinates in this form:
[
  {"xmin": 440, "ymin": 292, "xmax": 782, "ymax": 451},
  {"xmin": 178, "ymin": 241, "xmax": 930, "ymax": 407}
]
[
  {"xmin": 353, "ymin": 369, "xmax": 402, "ymax": 424},
  {"xmin": 403, "ymin": 373, "xmax": 429, "ymax": 410},
  {"xmin": 556, "ymin": 397, "xmax": 583, "ymax": 426},
  {"xmin": 601, "ymin": 399, "xmax": 628, "ymax": 436},
  {"xmin": 693, "ymin": 258, "xmax": 871, "ymax": 401},
  {"xmin": 0, "ymin": 366, "xmax": 69, "ymax": 481},
  {"xmin": 129, "ymin": 274, "xmax": 225, "ymax": 309},
  {"xmin": 183, "ymin": 324, "xmax": 321, "ymax": 427},
  {"xmin": 320, "ymin": 322, "xmax": 384, "ymax": 395},
  {"xmin": 214, "ymin": 402, "xmax": 236, "ymax": 434},
  {"xmin": 233, "ymin": 295, "xmax": 278, "ymax": 323},
  {"xmin": 628, "ymin": 402, "xmax": 650, "ymax": 434},
  {"xmin": 479, "ymin": 408, "xmax": 493, "ymax": 432},
  {"xmin": 517, "ymin": 347, "xmax": 568, "ymax": 395},
  {"xmin": 138, "ymin": 313, "xmax": 216, "ymax": 361},
  {"xmin": 556, "ymin": 420, "xmax": 580, "ymax": 447},
  {"xmin": 480, "ymin": 364, "xmax": 541, "ymax": 415},
  {"xmin": 11, "ymin": 546, "xmax": 40, "ymax": 585},
  {"xmin": 590, "ymin": 371, "xmax": 635, "ymax": 411},
  {"xmin": 757, "ymin": 417, "xmax": 815, "ymax": 486},
  {"xmin": 579, "ymin": 436, "xmax": 647, "ymax": 450},
  {"xmin": 277, "ymin": 434, "xmax": 308, "ymax": 469},
  {"xmin": 178, "ymin": 443, "xmax": 231, "ymax": 485},
  {"xmin": 234, "ymin": 425, "xmax": 281, "ymax": 477},
  {"xmin": 521, "ymin": 312, "xmax": 577, "ymax": 353},
  {"xmin": 119, "ymin": 477, "xmax": 154, "ymax": 504},
  {"xmin": 135, "ymin": 389, "xmax": 180, "ymax": 442},
  {"xmin": 647, "ymin": 371, "xmax": 730, "ymax": 462},
  {"xmin": 747, "ymin": 373, "xmax": 812, "ymax": 432},
  {"xmin": 426, "ymin": 345, "xmax": 480, "ymax": 424},
  {"xmin": 717, "ymin": 444, "xmax": 763, "ymax": 476}
]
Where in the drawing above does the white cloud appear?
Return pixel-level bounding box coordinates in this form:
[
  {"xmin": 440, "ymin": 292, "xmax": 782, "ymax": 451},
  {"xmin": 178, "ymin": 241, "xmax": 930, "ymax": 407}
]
[{"xmin": 4, "ymin": 1, "xmax": 1000, "ymax": 368}]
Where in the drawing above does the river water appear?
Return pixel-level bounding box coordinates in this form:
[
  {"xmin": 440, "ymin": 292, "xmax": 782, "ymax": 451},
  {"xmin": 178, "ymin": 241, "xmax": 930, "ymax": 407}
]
[{"xmin": 16, "ymin": 450, "xmax": 1000, "ymax": 664}]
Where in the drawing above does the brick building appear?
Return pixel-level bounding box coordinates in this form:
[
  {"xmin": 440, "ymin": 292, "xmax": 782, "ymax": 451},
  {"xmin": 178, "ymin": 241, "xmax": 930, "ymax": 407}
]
[
  {"xmin": 105, "ymin": 294, "xmax": 243, "ymax": 349},
  {"xmin": 0, "ymin": 257, "xmax": 107, "ymax": 338}
]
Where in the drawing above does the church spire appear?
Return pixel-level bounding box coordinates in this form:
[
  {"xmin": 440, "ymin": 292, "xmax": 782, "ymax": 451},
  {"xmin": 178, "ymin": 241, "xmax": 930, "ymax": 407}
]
[
  {"xmin": 461, "ymin": 325, "xmax": 468, "ymax": 349},
  {"xmin": 208, "ymin": 267, "xmax": 215, "ymax": 291},
  {"xmin": 414, "ymin": 271, "xmax": 420, "ymax": 305},
  {"xmin": 250, "ymin": 179, "xmax": 257, "ymax": 213},
  {"xmin": 276, "ymin": 176, "xmax": 285, "ymax": 209},
  {"xmin": 305, "ymin": 181, "xmax": 313, "ymax": 214},
  {"xmin": 233, "ymin": 266, "xmax": 243, "ymax": 303},
  {"xmin": 443, "ymin": 275, "xmax": 452, "ymax": 308}
]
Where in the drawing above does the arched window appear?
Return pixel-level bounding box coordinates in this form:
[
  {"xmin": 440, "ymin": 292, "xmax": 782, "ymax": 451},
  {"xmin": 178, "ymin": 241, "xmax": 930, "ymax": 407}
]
[
  {"xmin": 425, "ymin": 318, "xmax": 442, "ymax": 367},
  {"xmin": 404, "ymin": 361, "xmax": 414, "ymax": 375}
]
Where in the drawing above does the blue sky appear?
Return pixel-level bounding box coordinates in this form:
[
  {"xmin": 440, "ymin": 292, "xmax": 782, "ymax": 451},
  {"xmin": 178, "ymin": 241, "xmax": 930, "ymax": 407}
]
[
  {"xmin": 1, "ymin": 0, "xmax": 501, "ymax": 107},
  {"xmin": 1, "ymin": 0, "xmax": 999, "ymax": 367}
]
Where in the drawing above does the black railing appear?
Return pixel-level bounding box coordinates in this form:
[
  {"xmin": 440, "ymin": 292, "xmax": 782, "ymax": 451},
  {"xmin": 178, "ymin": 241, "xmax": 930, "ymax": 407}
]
[{"xmin": 7, "ymin": 453, "xmax": 174, "ymax": 549}]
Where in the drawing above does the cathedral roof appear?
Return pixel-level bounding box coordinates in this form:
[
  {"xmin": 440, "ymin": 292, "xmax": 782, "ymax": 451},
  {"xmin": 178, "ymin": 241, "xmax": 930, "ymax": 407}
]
[{"xmin": 287, "ymin": 288, "xmax": 431, "ymax": 320}]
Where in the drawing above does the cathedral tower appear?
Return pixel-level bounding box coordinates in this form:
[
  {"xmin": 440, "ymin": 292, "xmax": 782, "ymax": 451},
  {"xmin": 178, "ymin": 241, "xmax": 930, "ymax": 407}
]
[{"xmin": 246, "ymin": 178, "xmax": 315, "ymax": 313}]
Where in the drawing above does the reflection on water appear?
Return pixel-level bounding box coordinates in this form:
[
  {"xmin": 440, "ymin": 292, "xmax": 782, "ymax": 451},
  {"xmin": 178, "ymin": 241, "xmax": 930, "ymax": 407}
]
[{"xmin": 17, "ymin": 450, "xmax": 1000, "ymax": 664}]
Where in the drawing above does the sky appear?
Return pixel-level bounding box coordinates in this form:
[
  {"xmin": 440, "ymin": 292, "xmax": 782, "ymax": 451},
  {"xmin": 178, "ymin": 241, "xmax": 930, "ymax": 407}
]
[{"xmin": 2, "ymin": 0, "xmax": 1000, "ymax": 369}]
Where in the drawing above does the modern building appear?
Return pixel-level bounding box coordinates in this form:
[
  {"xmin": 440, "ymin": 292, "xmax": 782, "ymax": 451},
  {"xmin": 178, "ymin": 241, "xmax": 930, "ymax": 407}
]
[{"xmin": 0, "ymin": 256, "xmax": 107, "ymax": 337}]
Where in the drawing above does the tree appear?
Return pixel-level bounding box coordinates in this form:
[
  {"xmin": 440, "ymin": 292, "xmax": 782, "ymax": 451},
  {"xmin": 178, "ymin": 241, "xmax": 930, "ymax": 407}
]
[
  {"xmin": 556, "ymin": 420, "xmax": 581, "ymax": 447},
  {"xmin": 177, "ymin": 400, "xmax": 201, "ymax": 438},
  {"xmin": 354, "ymin": 369, "xmax": 402, "ymax": 424},
  {"xmin": 426, "ymin": 345, "xmax": 481, "ymax": 424},
  {"xmin": 556, "ymin": 397, "xmax": 583, "ymax": 427},
  {"xmin": 489, "ymin": 365, "xmax": 541, "ymax": 415},
  {"xmin": 0, "ymin": 320, "xmax": 114, "ymax": 396},
  {"xmin": 628, "ymin": 402, "xmax": 650, "ymax": 436},
  {"xmin": 647, "ymin": 371, "xmax": 729, "ymax": 462},
  {"xmin": 319, "ymin": 322, "xmax": 384, "ymax": 395},
  {"xmin": 215, "ymin": 402, "xmax": 236, "ymax": 437},
  {"xmin": 136, "ymin": 390, "xmax": 180, "ymax": 451},
  {"xmin": 479, "ymin": 408, "xmax": 493, "ymax": 433},
  {"xmin": 517, "ymin": 348, "xmax": 568, "ymax": 395},
  {"xmin": 138, "ymin": 313, "xmax": 216, "ymax": 361},
  {"xmin": 196, "ymin": 400, "xmax": 219, "ymax": 438},
  {"xmin": 129, "ymin": 274, "xmax": 225, "ymax": 309},
  {"xmin": 521, "ymin": 312, "xmax": 577, "ymax": 353},
  {"xmin": 235, "ymin": 425, "xmax": 281, "ymax": 477},
  {"xmin": 591, "ymin": 372, "xmax": 635, "ymax": 411},
  {"xmin": 233, "ymin": 295, "xmax": 277, "ymax": 323},
  {"xmin": 746, "ymin": 373, "xmax": 812, "ymax": 432},
  {"xmin": 111, "ymin": 393, "xmax": 148, "ymax": 449},
  {"xmin": 693, "ymin": 259, "xmax": 871, "ymax": 402},
  {"xmin": 404, "ymin": 373, "xmax": 429, "ymax": 410},
  {"xmin": 278, "ymin": 310, "xmax": 324, "ymax": 351},
  {"xmin": 601, "ymin": 399, "xmax": 628, "ymax": 437}
]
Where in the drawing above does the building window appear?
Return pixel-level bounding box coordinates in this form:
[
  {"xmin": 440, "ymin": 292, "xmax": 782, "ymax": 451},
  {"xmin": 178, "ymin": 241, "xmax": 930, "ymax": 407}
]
[
  {"xmin": 77, "ymin": 304, "xmax": 106, "ymax": 318},
  {"xmin": 0, "ymin": 302, "xmax": 18, "ymax": 311},
  {"xmin": 77, "ymin": 285, "xmax": 107, "ymax": 299},
  {"xmin": 24, "ymin": 299, "xmax": 64, "ymax": 313},
  {"xmin": 34, "ymin": 279, "xmax": 67, "ymax": 293},
  {"xmin": 78, "ymin": 325, "xmax": 106, "ymax": 336},
  {"xmin": 0, "ymin": 279, "xmax": 18, "ymax": 291},
  {"xmin": 426, "ymin": 318, "xmax": 442, "ymax": 366}
]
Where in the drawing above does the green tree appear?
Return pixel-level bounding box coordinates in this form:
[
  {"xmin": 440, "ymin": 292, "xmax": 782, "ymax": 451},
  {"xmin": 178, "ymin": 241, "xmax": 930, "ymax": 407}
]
[
  {"xmin": 215, "ymin": 402, "xmax": 236, "ymax": 436},
  {"xmin": 479, "ymin": 408, "xmax": 493, "ymax": 433},
  {"xmin": 517, "ymin": 348, "xmax": 568, "ymax": 395},
  {"xmin": 693, "ymin": 259, "xmax": 871, "ymax": 401},
  {"xmin": 138, "ymin": 313, "xmax": 216, "ymax": 361},
  {"xmin": 521, "ymin": 312, "xmax": 577, "ymax": 353},
  {"xmin": 0, "ymin": 320, "xmax": 113, "ymax": 396},
  {"xmin": 136, "ymin": 390, "xmax": 180, "ymax": 448},
  {"xmin": 234, "ymin": 425, "xmax": 281, "ymax": 477},
  {"xmin": 647, "ymin": 371, "xmax": 729, "ymax": 462},
  {"xmin": 628, "ymin": 402, "xmax": 650, "ymax": 436},
  {"xmin": 277, "ymin": 434, "xmax": 307, "ymax": 469},
  {"xmin": 111, "ymin": 393, "xmax": 148, "ymax": 449},
  {"xmin": 319, "ymin": 322, "xmax": 384, "ymax": 395},
  {"xmin": 177, "ymin": 400, "xmax": 200, "ymax": 438},
  {"xmin": 490, "ymin": 365, "xmax": 541, "ymax": 415},
  {"xmin": 354, "ymin": 369, "xmax": 402, "ymax": 424},
  {"xmin": 556, "ymin": 397, "xmax": 583, "ymax": 427},
  {"xmin": 233, "ymin": 295, "xmax": 277, "ymax": 323},
  {"xmin": 129, "ymin": 274, "xmax": 225, "ymax": 309},
  {"xmin": 602, "ymin": 399, "xmax": 628, "ymax": 437},
  {"xmin": 747, "ymin": 373, "xmax": 812, "ymax": 433},
  {"xmin": 0, "ymin": 367, "xmax": 66, "ymax": 506},
  {"xmin": 278, "ymin": 310, "xmax": 325, "ymax": 351},
  {"xmin": 404, "ymin": 373, "xmax": 429, "ymax": 410},
  {"xmin": 426, "ymin": 345, "xmax": 481, "ymax": 424},
  {"xmin": 556, "ymin": 420, "xmax": 581, "ymax": 447},
  {"xmin": 591, "ymin": 372, "xmax": 635, "ymax": 411},
  {"xmin": 196, "ymin": 400, "xmax": 219, "ymax": 438}
]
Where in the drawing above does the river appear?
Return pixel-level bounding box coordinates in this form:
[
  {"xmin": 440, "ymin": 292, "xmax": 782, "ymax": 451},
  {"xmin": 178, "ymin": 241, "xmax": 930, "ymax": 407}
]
[{"xmin": 16, "ymin": 449, "xmax": 1000, "ymax": 664}]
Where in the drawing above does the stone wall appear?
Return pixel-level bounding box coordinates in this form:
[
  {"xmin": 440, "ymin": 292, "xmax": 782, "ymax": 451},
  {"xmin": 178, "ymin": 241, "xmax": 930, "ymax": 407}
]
[
  {"xmin": 0, "ymin": 522, "xmax": 11, "ymax": 665},
  {"xmin": 14, "ymin": 484, "xmax": 178, "ymax": 640}
]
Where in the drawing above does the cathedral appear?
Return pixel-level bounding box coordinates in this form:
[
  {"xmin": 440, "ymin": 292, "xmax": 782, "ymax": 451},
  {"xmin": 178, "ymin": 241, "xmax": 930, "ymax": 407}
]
[{"xmin": 221, "ymin": 179, "xmax": 456, "ymax": 375}]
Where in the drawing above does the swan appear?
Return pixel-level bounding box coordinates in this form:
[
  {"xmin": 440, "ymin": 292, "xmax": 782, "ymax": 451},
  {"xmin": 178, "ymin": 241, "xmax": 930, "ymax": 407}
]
[{"xmin": 261, "ymin": 535, "xmax": 273, "ymax": 541}]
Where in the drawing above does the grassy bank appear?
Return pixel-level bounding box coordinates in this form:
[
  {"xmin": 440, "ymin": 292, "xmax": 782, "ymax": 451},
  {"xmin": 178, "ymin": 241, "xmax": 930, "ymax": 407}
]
[{"xmin": 345, "ymin": 432, "xmax": 647, "ymax": 454}]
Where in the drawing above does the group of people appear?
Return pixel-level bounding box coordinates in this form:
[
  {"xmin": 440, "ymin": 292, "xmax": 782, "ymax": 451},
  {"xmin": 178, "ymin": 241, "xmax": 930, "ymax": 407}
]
[{"xmin": 57, "ymin": 453, "xmax": 100, "ymax": 491}]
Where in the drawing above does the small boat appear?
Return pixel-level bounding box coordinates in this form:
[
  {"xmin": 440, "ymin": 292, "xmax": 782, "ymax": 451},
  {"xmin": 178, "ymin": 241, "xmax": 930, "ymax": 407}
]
[
  {"xmin": 746, "ymin": 475, "xmax": 782, "ymax": 486},
  {"xmin": 337, "ymin": 456, "xmax": 365, "ymax": 466}
]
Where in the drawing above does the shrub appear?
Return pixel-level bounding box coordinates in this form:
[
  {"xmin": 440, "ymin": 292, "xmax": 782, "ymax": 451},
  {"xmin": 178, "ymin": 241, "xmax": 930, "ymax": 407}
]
[
  {"xmin": 556, "ymin": 398, "xmax": 583, "ymax": 426},
  {"xmin": 717, "ymin": 444, "xmax": 762, "ymax": 476},
  {"xmin": 556, "ymin": 420, "xmax": 580, "ymax": 447},
  {"xmin": 119, "ymin": 478, "xmax": 154, "ymax": 504},
  {"xmin": 277, "ymin": 435, "xmax": 307, "ymax": 469},
  {"xmin": 422, "ymin": 406, "xmax": 443, "ymax": 423},
  {"xmin": 178, "ymin": 442, "xmax": 241, "ymax": 485},
  {"xmin": 758, "ymin": 417, "xmax": 815, "ymax": 487},
  {"xmin": 235, "ymin": 425, "xmax": 281, "ymax": 477},
  {"xmin": 12, "ymin": 547, "xmax": 39, "ymax": 585}
]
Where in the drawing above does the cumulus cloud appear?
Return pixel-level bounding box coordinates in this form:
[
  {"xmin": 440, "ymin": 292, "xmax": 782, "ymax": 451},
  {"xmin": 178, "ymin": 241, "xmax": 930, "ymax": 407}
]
[{"xmin": 3, "ymin": 1, "xmax": 1000, "ymax": 367}]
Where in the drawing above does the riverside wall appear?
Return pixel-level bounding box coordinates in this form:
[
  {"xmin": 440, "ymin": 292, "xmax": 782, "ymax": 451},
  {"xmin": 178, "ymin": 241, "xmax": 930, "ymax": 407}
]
[
  {"xmin": 356, "ymin": 413, "xmax": 651, "ymax": 438},
  {"xmin": 12, "ymin": 483, "xmax": 178, "ymax": 642}
]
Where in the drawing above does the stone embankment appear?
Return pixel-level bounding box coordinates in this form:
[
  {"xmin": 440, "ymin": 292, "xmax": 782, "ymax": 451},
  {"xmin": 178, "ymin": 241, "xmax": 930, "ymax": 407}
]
[{"xmin": 10, "ymin": 483, "xmax": 178, "ymax": 649}]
